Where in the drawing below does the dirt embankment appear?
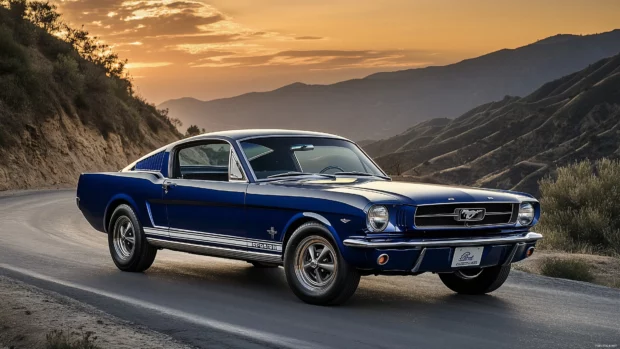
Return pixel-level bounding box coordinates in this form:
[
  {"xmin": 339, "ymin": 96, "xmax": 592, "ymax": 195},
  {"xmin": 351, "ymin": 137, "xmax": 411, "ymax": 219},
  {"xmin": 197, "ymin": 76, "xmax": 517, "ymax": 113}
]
[
  {"xmin": 0, "ymin": 111, "xmax": 178, "ymax": 191},
  {"xmin": 0, "ymin": 276, "xmax": 191, "ymax": 349}
]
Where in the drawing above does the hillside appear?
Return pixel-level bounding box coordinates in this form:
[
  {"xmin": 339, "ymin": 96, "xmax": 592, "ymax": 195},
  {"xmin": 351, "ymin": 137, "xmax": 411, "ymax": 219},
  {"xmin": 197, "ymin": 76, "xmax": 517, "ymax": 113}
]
[
  {"xmin": 0, "ymin": 2, "xmax": 180, "ymax": 190},
  {"xmin": 365, "ymin": 53, "xmax": 620, "ymax": 195},
  {"xmin": 160, "ymin": 30, "xmax": 620, "ymax": 140}
]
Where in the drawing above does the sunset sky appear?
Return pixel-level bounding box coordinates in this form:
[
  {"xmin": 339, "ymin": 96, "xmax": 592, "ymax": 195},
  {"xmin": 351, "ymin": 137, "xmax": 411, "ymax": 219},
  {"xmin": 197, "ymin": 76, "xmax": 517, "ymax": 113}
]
[{"xmin": 53, "ymin": 0, "xmax": 620, "ymax": 104}]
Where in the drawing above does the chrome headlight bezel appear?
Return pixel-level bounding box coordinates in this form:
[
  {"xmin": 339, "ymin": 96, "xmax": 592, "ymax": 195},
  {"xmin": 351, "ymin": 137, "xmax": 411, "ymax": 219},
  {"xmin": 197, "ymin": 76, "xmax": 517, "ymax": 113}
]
[
  {"xmin": 517, "ymin": 202, "xmax": 535, "ymax": 226},
  {"xmin": 367, "ymin": 205, "xmax": 389, "ymax": 232}
]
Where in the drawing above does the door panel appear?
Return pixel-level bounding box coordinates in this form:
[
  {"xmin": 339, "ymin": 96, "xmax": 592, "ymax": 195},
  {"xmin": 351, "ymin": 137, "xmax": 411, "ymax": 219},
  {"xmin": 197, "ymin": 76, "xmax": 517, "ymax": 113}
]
[
  {"xmin": 164, "ymin": 180, "xmax": 247, "ymax": 240},
  {"xmin": 164, "ymin": 139, "xmax": 248, "ymax": 251}
]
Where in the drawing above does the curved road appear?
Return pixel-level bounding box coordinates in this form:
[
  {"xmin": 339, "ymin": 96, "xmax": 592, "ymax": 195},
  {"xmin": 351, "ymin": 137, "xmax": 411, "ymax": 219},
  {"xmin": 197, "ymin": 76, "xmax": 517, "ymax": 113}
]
[{"xmin": 0, "ymin": 190, "xmax": 619, "ymax": 348}]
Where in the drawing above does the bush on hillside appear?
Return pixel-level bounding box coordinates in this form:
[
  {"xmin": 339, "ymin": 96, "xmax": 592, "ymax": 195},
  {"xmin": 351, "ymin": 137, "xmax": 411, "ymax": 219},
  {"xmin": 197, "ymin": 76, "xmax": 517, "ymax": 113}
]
[
  {"xmin": 538, "ymin": 158, "xmax": 620, "ymax": 254},
  {"xmin": 0, "ymin": 0, "xmax": 180, "ymax": 146},
  {"xmin": 53, "ymin": 54, "xmax": 84, "ymax": 93}
]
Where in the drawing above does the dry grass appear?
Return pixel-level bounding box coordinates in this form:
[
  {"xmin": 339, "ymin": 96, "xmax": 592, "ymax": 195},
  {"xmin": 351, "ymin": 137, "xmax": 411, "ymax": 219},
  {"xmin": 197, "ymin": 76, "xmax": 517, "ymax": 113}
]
[
  {"xmin": 539, "ymin": 258, "xmax": 594, "ymax": 282},
  {"xmin": 46, "ymin": 330, "xmax": 100, "ymax": 349},
  {"xmin": 514, "ymin": 251, "xmax": 620, "ymax": 288}
]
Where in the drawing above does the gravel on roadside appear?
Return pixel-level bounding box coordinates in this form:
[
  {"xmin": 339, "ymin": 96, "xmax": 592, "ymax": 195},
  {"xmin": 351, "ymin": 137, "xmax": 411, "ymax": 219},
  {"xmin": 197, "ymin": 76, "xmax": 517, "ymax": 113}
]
[{"xmin": 0, "ymin": 275, "xmax": 193, "ymax": 349}]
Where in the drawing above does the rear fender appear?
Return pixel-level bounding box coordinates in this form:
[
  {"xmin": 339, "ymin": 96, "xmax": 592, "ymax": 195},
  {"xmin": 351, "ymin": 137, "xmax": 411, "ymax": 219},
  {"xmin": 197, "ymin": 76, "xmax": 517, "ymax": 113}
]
[{"xmin": 103, "ymin": 194, "xmax": 142, "ymax": 233}]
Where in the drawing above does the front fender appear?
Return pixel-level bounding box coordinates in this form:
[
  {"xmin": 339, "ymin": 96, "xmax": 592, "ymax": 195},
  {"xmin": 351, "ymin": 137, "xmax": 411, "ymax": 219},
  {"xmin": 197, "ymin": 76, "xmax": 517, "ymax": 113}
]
[
  {"xmin": 283, "ymin": 211, "xmax": 370, "ymax": 262},
  {"xmin": 283, "ymin": 212, "xmax": 341, "ymax": 243}
]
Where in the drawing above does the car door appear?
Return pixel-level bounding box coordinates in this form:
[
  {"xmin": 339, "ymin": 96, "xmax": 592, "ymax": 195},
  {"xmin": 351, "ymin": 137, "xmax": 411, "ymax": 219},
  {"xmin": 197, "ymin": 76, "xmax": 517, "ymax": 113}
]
[{"xmin": 163, "ymin": 139, "xmax": 249, "ymax": 251}]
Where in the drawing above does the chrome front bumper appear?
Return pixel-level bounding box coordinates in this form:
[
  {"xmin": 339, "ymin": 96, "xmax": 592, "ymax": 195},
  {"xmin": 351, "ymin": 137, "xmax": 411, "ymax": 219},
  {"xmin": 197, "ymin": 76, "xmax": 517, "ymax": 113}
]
[{"xmin": 342, "ymin": 232, "xmax": 543, "ymax": 249}]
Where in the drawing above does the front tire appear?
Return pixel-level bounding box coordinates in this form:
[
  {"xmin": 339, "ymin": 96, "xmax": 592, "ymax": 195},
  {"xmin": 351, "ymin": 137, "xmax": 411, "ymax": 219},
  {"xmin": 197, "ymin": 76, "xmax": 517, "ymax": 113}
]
[
  {"xmin": 108, "ymin": 204, "xmax": 157, "ymax": 272},
  {"xmin": 284, "ymin": 222, "xmax": 360, "ymax": 305},
  {"xmin": 439, "ymin": 265, "xmax": 511, "ymax": 295}
]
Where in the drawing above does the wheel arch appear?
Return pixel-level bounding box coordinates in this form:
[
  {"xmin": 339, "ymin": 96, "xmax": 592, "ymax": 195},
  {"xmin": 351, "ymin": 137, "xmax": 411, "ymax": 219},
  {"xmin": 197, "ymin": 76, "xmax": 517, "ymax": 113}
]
[
  {"xmin": 281, "ymin": 212, "xmax": 342, "ymax": 257},
  {"xmin": 103, "ymin": 194, "xmax": 140, "ymax": 234}
]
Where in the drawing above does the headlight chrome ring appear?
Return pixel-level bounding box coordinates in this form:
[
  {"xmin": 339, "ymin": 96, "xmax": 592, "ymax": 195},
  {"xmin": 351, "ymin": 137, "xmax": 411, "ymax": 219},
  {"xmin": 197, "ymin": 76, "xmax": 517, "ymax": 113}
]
[
  {"xmin": 367, "ymin": 205, "xmax": 389, "ymax": 232},
  {"xmin": 517, "ymin": 203, "xmax": 535, "ymax": 226}
]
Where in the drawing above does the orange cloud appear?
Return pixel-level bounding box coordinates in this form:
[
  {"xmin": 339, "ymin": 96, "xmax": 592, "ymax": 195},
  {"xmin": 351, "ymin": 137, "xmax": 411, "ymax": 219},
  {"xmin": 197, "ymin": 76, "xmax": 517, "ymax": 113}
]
[{"xmin": 125, "ymin": 62, "xmax": 173, "ymax": 69}]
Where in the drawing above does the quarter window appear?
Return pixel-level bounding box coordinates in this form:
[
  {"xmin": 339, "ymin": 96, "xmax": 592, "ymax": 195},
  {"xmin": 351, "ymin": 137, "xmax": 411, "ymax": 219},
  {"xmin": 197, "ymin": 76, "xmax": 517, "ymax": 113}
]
[{"xmin": 174, "ymin": 141, "xmax": 230, "ymax": 181}]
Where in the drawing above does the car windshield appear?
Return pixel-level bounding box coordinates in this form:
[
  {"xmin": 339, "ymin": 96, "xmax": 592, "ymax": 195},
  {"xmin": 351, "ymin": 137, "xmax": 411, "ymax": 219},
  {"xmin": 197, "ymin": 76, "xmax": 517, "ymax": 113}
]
[{"xmin": 240, "ymin": 137, "xmax": 386, "ymax": 180}]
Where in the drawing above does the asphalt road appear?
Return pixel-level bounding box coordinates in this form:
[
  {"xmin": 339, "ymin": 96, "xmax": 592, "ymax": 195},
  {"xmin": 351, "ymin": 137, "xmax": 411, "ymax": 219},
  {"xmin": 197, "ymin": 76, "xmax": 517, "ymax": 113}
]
[{"xmin": 0, "ymin": 190, "xmax": 619, "ymax": 349}]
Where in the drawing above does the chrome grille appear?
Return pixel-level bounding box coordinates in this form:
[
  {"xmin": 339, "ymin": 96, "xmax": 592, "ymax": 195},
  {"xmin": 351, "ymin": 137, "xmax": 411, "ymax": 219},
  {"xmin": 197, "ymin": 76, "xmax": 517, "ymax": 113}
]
[{"xmin": 414, "ymin": 203, "xmax": 517, "ymax": 228}]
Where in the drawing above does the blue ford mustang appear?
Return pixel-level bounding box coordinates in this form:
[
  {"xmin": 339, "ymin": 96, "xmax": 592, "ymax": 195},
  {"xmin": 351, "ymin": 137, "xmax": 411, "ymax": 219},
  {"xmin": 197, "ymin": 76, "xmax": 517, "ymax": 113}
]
[{"xmin": 77, "ymin": 129, "xmax": 542, "ymax": 305}]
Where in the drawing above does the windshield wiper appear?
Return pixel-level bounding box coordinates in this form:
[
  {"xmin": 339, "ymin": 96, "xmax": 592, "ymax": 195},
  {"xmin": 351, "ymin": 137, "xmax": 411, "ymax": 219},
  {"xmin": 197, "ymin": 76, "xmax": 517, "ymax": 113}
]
[
  {"xmin": 267, "ymin": 172, "xmax": 335, "ymax": 179},
  {"xmin": 334, "ymin": 171, "xmax": 390, "ymax": 179}
]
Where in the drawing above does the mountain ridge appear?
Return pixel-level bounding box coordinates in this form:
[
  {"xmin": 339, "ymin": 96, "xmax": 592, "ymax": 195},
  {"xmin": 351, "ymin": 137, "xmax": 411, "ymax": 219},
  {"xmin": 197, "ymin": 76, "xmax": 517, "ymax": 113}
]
[
  {"xmin": 365, "ymin": 53, "xmax": 620, "ymax": 195},
  {"xmin": 160, "ymin": 29, "xmax": 620, "ymax": 140}
]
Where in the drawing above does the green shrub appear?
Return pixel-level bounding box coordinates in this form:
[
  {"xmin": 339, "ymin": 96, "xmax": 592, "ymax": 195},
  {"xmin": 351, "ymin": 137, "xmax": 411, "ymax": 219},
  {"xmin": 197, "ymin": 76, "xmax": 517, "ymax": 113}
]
[
  {"xmin": 53, "ymin": 53, "xmax": 84, "ymax": 94},
  {"xmin": 539, "ymin": 257, "xmax": 595, "ymax": 282},
  {"xmin": 0, "ymin": 2, "xmax": 181, "ymax": 149},
  {"xmin": 37, "ymin": 28, "xmax": 72, "ymax": 60},
  {"xmin": 538, "ymin": 158, "xmax": 620, "ymax": 254},
  {"xmin": 45, "ymin": 330, "xmax": 100, "ymax": 349},
  {"xmin": 0, "ymin": 24, "xmax": 29, "ymax": 74}
]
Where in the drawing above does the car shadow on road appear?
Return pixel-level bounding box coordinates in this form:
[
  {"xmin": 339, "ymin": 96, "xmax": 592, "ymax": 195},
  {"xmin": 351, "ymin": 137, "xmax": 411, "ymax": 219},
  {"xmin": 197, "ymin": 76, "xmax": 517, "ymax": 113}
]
[{"xmin": 143, "ymin": 257, "xmax": 518, "ymax": 314}]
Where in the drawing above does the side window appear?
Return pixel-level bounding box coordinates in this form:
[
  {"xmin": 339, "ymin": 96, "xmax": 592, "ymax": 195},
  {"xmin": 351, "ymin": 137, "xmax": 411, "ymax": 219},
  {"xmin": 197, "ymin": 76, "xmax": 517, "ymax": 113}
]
[{"xmin": 175, "ymin": 142, "xmax": 230, "ymax": 181}]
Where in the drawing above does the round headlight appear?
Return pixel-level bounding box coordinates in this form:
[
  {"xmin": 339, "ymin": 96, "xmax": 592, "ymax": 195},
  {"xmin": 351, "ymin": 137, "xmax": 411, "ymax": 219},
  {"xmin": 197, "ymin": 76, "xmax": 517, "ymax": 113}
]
[
  {"xmin": 518, "ymin": 203, "xmax": 535, "ymax": 226},
  {"xmin": 367, "ymin": 205, "xmax": 389, "ymax": 232}
]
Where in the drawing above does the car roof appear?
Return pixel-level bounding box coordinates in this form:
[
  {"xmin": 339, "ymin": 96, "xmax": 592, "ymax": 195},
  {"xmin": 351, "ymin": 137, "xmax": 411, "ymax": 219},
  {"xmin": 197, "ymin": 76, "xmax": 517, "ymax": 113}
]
[
  {"xmin": 125, "ymin": 129, "xmax": 351, "ymax": 171},
  {"xmin": 184, "ymin": 129, "xmax": 349, "ymax": 142}
]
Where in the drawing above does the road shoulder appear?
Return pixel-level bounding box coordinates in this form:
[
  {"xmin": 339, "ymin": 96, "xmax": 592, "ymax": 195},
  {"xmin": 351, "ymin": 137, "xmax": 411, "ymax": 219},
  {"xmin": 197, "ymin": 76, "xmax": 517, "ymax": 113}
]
[{"xmin": 0, "ymin": 275, "xmax": 192, "ymax": 349}]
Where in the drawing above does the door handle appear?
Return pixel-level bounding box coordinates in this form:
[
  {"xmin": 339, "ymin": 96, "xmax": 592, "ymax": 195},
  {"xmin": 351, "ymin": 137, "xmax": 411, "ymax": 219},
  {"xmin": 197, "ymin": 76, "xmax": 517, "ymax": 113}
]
[{"xmin": 162, "ymin": 181, "xmax": 177, "ymax": 194}]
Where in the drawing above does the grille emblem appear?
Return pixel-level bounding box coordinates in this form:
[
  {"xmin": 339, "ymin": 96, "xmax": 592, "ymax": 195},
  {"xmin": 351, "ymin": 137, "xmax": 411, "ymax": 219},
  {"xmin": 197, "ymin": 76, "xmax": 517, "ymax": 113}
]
[{"xmin": 455, "ymin": 208, "xmax": 486, "ymax": 222}]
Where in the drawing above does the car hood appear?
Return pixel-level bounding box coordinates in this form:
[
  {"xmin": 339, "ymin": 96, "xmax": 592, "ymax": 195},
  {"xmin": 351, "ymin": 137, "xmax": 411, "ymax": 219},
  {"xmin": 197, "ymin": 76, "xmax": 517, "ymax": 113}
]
[{"xmin": 278, "ymin": 178, "xmax": 535, "ymax": 205}]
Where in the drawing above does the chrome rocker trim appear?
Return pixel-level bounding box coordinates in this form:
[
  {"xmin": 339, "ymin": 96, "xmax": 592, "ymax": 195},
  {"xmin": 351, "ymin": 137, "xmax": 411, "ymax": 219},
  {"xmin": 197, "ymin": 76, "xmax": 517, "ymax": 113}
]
[
  {"xmin": 147, "ymin": 238, "xmax": 282, "ymax": 265},
  {"xmin": 343, "ymin": 232, "xmax": 542, "ymax": 249}
]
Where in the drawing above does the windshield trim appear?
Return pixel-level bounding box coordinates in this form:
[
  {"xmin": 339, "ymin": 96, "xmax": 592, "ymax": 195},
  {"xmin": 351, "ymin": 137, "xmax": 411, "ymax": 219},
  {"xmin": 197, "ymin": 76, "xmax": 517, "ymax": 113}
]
[{"xmin": 236, "ymin": 135, "xmax": 390, "ymax": 183}]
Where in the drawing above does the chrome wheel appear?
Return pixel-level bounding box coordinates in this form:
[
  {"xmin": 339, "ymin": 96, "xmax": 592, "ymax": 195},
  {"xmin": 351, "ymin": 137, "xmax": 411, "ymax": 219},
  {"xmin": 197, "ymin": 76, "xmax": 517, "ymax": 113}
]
[
  {"xmin": 112, "ymin": 216, "xmax": 135, "ymax": 261},
  {"xmin": 295, "ymin": 237, "xmax": 337, "ymax": 290}
]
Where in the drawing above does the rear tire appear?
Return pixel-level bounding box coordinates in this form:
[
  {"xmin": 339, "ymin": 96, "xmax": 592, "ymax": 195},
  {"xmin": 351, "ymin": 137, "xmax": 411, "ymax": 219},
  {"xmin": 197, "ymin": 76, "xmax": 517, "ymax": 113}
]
[
  {"xmin": 108, "ymin": 204, "xmax": 157, "ymax": 272},
  {"xmin": 439, "ymin": 265, "xmax": 511, "ymax": 295},
  {"xmin": 284, "ymin": 222, "xmax": 360, "ymax": 305}
]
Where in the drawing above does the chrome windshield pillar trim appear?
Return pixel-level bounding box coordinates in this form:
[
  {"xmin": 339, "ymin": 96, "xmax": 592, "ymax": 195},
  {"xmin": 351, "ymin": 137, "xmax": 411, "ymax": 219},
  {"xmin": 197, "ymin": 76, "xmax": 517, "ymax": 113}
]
[
  {"xmin": 342, "ymin": 232, "xmax": 542, "ymax": 249},
  {"xmin": 503, "ymin": 242, "xmax": 525, "ymax": 266},
  {"xmin": 411, "ymin": 248, "xmax": 427, "ymax": 273}
]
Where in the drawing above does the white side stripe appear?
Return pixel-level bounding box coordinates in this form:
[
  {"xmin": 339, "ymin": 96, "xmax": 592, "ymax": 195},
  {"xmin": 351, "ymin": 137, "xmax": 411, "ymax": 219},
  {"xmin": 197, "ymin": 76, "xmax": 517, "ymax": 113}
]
[{"xmin": 143, "ymin": 227, "xmax": 282, "ymax": 252}]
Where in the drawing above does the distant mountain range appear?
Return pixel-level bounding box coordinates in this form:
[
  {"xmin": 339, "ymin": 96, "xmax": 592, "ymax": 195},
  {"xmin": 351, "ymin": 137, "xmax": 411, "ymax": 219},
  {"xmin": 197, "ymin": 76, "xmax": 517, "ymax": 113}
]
[
  {"xmin": 365, "ymin": 53, "xmax": 620, "ymax": 195},
  {"xmin": 160, "ymin": 30, "xmax": 620, "ymax": 140}
]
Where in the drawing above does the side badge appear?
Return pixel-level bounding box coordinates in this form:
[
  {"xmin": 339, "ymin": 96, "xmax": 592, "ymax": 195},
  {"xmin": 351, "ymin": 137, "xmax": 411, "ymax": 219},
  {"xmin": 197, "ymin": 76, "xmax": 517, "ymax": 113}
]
[
  {"xmin": 267, "ymin": 227, "xmax": 278, "ymax": 239},
  {"xmin": 340, "ymin": 219, "xmax": 351, "ymax": 223}
]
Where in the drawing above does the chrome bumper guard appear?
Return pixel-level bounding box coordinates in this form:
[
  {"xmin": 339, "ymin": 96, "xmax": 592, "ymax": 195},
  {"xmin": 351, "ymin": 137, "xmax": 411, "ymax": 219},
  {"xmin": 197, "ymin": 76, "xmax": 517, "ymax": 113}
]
[{"xmin": 342, "ymin": 232, "xmax": 542, "ymax": 249}]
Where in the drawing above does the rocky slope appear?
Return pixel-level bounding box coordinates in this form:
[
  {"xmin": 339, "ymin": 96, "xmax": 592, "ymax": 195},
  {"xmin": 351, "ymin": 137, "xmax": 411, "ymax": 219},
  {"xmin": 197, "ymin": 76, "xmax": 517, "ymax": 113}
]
[
  {"xmin": 160, "ymin": 30, "xmax": 620, "ymax": 140},
  {"xmin": 366, "ymin": 54, "xmax": 620, "ymax": 195},
  {"xmin": 0, "ymin": 4, "xmax": 179, "ymax": 190},
  {"xmin": 0, "ymin": 111, "xmax": 177, "ymax": 191}
]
